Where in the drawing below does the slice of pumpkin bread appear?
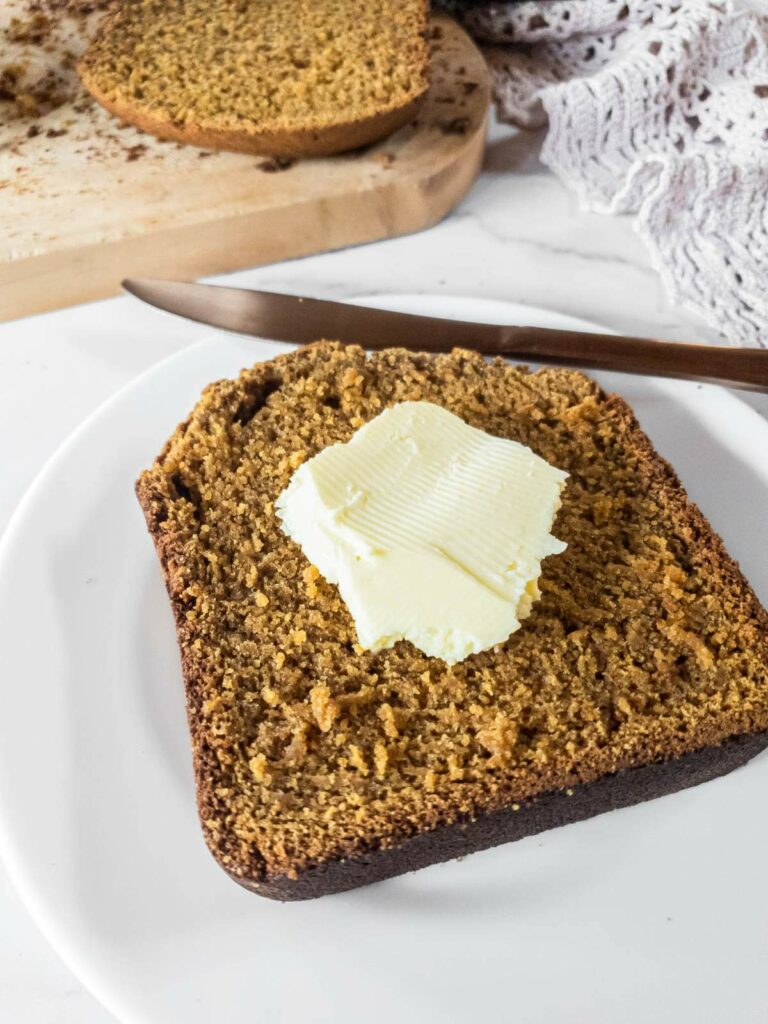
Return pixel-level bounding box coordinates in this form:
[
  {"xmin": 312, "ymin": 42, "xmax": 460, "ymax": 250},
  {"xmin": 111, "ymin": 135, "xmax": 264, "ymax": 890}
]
[{"xmin": 136, "ymin": 342, "xmax": 768, "ymax": 899}]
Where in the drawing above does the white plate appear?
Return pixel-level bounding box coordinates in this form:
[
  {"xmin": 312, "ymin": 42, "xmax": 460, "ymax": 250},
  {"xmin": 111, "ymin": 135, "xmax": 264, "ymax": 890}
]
[{"xmin": 1, "ymin": 295, "xmax": 767, "ymax": 1024}]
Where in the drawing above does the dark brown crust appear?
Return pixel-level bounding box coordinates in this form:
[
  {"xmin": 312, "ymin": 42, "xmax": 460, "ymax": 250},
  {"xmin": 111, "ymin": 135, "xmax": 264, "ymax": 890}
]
[
  {"xmin": 136, "ymin": 455, "xmax": 246, "ymax": 876},
  {"xmin": 230, "ymin": 729, "xmax": 768, "ymax": 900},
  {"xmin": 135, "ymin": 345, "xmax": 768, "ymax": 899}
]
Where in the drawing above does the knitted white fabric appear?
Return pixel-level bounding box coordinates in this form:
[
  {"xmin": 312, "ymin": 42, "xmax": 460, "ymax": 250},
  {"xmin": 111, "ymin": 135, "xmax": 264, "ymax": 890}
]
[{"xmin": 459, "ymin": 0, "xmax": 768, "ymax": 346}]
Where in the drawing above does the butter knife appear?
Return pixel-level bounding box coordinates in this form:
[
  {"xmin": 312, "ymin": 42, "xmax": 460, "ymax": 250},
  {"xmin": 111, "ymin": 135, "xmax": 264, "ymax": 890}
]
[{"xmin": 122, "ymin": 278, "xmax": 768, "ymax": 393}]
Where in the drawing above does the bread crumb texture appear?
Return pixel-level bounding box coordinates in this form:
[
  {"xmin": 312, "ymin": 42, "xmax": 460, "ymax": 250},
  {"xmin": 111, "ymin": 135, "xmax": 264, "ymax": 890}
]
[
  {"xmin": 79, "ymin": 0, "xmax": 429, "ymax": 152},
  {"xmin": 136, "ymin": 343, "xmax": 768, "ymax": 882}
]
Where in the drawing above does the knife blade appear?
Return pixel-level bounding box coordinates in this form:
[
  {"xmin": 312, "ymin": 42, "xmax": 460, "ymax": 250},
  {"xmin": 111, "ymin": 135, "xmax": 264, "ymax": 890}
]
[{"xmin": 122, "ymin": 278, "xmax": 768, "ymax": 393}]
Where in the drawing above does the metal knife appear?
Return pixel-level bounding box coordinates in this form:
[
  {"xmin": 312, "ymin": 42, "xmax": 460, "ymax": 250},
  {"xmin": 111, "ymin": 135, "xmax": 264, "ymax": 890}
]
[{"xmin": 122, "ymin": 278, "xmax": 768, "ymax": 393}]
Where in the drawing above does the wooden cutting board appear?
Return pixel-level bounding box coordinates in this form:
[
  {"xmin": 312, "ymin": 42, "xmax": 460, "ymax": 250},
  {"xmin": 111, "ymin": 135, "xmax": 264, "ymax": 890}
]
[{"xmin": 0, "ymin": 9, "xmax": 489, "ymax": 322}]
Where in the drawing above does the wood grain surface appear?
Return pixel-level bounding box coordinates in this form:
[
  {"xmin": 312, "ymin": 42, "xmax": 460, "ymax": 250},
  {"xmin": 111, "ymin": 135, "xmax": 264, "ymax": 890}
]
[{"xmin": 0, "ymin": 10, "xmax": 489, "ymax": 322}]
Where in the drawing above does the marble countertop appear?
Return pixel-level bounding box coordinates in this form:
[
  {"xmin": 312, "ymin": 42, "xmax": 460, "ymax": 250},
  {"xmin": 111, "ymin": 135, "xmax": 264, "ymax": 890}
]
[{"xmin": 1, "ymin": 118, "xmax": 765, "ymax": 1023}]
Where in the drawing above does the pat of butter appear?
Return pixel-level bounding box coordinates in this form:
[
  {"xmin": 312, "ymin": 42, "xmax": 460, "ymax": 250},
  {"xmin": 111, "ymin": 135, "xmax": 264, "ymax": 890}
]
[{"xmin": 276, "ymin": 401, "xmax": 567, "ymax": 665}]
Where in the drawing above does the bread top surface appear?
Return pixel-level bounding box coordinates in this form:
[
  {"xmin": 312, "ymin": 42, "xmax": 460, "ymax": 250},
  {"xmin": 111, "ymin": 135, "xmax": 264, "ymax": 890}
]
[
  {"xmin": 79, "ymin": 0, "xmax": 429, "ymax": 147},
  {"xmin": 137, "ymin": 343, "xmax": 768, "ymax": 881}
]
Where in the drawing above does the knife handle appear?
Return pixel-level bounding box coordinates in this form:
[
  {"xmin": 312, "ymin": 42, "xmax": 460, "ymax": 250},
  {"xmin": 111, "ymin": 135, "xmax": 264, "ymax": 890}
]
[{"xmin": 499, "ymin": 326, "xmax": 768, "ymax": 393}]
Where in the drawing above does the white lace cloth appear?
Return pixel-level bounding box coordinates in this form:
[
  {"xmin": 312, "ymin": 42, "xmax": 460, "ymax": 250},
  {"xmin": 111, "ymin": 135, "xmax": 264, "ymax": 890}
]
[{"xmin": 456, "ymin": 0, "xmax": 768, "ymax": 346}]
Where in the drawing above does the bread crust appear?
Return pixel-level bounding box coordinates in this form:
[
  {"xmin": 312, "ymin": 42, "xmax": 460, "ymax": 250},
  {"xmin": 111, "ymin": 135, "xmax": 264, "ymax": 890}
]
[
  {"xmin": 227, "ymin": 729, "xmax": 768, "ymax": 900},
  {"xmin": 136, "ymin": 344, "xmax": 768, "ymax": 899}
]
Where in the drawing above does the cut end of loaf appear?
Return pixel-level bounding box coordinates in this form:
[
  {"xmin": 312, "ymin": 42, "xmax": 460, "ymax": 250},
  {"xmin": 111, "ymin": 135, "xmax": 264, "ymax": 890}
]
[{"xmin": 78, "ymin": 0, "xmax": 431, "ymax": 156}]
